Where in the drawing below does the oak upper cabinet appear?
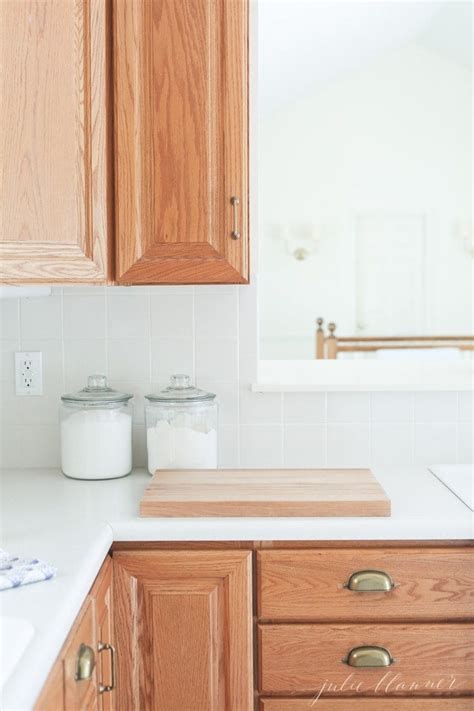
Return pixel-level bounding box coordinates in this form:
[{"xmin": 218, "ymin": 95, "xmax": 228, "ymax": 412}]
[
  {"xmin": 113, "ymin": 550, "xmax": 253, "ymax": 711},
  {"xmin": 113, "ymin": 0, "xmax": 249, "ymax": 284},
  {"xmin": 0, "ymin": 0, "xmax": 112, "ymax": 284}
]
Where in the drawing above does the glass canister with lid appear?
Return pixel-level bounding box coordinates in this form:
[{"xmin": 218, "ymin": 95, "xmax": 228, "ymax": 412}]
[
  {"xmin": 145, "ymin": 374, "xmax": 218, "ymax": 474},
  {"xmin": 60, "ymin": 375, "xmax": 133, "ymax": 480}
]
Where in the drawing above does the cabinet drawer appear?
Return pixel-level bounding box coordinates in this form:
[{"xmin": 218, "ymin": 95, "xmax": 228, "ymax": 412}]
[
  {"xmin": 260, "ymin": 700, "xmax": 474, "ymax": 710},
  {"xmin": 259, "ymin": 623, "xmax": 474, "ymax": 696},
  {"xmin": 258, "ymin": 548, "xmax": 474, "ymax": 621}
]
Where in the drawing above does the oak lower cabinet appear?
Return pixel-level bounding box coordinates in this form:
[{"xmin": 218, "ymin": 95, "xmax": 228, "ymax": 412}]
[
  {"xmin": 112, "ymin": 550, "xmax": 253, "ymax": 711},
  {"xmin": 0, "ymin": 0, "xmax": 112, "ymax": 284},
  {"xmin": 257, "ymin": 545, "xmax": 474, "ymax": 708},
  {"xmin": 35, "ymin": 556, "xmax": 115, "ymax": 711}
]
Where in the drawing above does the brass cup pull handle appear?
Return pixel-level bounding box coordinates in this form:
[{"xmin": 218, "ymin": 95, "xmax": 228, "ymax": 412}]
[
  {"xmin": 75, "ymin": 643, "xmax": 95, "ymax": 681},
  {"xmin": 345, "ymin": 569, "xmax": 394, "ymax": 592},
  {"xmin": 344, "ymin": 645, "xmax": 394, "ymax": 668},
  {"xmin": 230, "ymin": 196, "xmax": 240, "ymax": 239},
  {"xmin": 98, "ymin": 641, "xmax": 116, "ymax": 694}
]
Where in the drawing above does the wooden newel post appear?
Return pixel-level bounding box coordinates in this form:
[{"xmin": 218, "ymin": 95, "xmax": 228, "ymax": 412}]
[
  {"xmin": 327, "ymin": 322, "xmax": 338, "ymax": 359},
  {"xmin": 315, "ymin": 317, "xmax": 324, "ymax": 359}
]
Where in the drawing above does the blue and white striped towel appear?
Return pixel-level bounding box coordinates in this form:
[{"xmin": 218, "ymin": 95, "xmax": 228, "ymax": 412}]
[{"xmin": 0, "ymin": 549, "xmax": 57, "ymax": 591}]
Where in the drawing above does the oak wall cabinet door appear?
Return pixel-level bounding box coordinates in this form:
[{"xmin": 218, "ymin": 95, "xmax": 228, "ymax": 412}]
[
  {"xmin": 114, "ymin": 0, "xmax": 249, "ymax": 284},
  {"xmin": 0, "ymin": 0, "xmax": 112, "ymax": 283},
  {"xmin": 113, "ymin": 550, "xmax": 254, "ymax": 711}
]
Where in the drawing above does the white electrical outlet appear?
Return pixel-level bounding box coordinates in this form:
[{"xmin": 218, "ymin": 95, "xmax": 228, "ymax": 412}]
[{"xmin": 15, "ymin": 352, "xmax": 43, "ymax": 396}]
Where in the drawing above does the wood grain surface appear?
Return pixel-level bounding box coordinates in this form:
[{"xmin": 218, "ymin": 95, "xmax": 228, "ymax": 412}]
[
  {"xmin": 1, "ymin": 0, "xmax": 112, "ymax": 283},
  {"xmin": 258, "ymin": 548, "xmax": 474, "ymax": 621},
  {"xmin": 114, "ymin": 0, "xmax": 249, "ymax": 284},
  {"xmin": 113, "ymin": 549, "xmax": 253, "ymax": 710},
  {"xmin": 260, "ymin": 699, "xmax": 474, "ymax": 710},
  {"xmin": 259, "ymin": 623, "xmax": 474, "ymax": 695},
  {"xmin": 140, "ymin": 468, "xmax": 391, "ymax": 517}
]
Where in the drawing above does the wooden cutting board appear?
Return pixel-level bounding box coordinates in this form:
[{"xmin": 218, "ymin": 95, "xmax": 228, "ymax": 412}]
[{"xmin": 139, "ymin": 468, "xmax": 391, "ymax": 517}]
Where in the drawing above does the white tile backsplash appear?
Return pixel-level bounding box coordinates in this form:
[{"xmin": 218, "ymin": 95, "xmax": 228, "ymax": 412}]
[
  {"xmin": 0, "ymin": 299, "xmax": 20, "ymax": 341},
  {"xmin": 240, "ymin": 424, "xmax": 283, "ymax": 468},
  {"xmin": 64, "ymin": 340, "xmax": 106, "ymax": 388},
  {"xmin": 327, "ymin": 392, "xmax": 370, "ymax": 422},
  {"xmin": 283, "ymin": 392, "xmax": 326, "ymax": 423},
  {"xmin": 195, "ymin": 339, "xmax": 238, "ymax": 382},
  {"xmin": 194, "ymin": 293, "xmax": 238, "ymax": 340},
  {"xmin": 327, "ymin": 424, "xmax": 371, "ymax": 467},
  {"xmin": 106, "ymin": 293, "xmax": 150, "ymax": 340},
  {"xmin": 415, "ymin": 392, "xmax": 458, "ymax": 422},
  {"xmin": 283, "ymin": 425, "xmax": 326, "ymax": 468},
  {"xmin": 371, "ymin": 423, "xmax": 414, "ymax": 467},
  {"xmin": 150, "ymin": 293, "xmax": 193, "ymax": 340},
  {"xmin": 239, "ymin": 387, "xmax": 282, "ymax": 424},
  {"xmin": 63, "ymin": 295, "xmax": 105, "ymax": 340},
  {"xmin": 458, "ymin": 422, "xmax": 473, "ymax": 464},
  {"xmin": 370, "ymin": 392, "xmax": 414, "ymax": 422},
  {"xmin": 108, "ymin": 339, "xmax": 149, "ymax": 381},
  {"xmin": 0, "ymin": 285, "xmax": 470, "ymax": 469},
  {"xmin": 217, "ymin": 425, "xmax": 240, "ymax": 468},
  {"xmin": 20, "ymin": 295, "xmax": 62, "ymax": 340},
  {"xmin": 414, "ymin": 423, "xmax": 457, "ymax": 464},
  {"xmin": 150, "ymin": 339, "xmax": 194, "ymax": 382},
  {"xmin": 459, "ymin": 392, "xmax": 473, "ymax": 422}
]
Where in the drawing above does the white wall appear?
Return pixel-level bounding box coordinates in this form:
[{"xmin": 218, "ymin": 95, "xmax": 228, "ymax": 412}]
[
  {"xmin": 259, "ymin": 35, "xmax": 472, "ymax": 358},
  {"xmin": 0, "ymin": 286, "xmax": 472, "ymax": 470}
]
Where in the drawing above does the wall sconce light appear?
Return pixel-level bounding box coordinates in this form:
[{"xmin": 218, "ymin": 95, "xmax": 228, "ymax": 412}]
[{"xmin": 285, "ymin": 224, "xmax": 319, "ymax": 261}]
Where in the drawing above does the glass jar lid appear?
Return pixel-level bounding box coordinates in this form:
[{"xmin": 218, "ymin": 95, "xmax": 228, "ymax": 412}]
[
  {"xmin": 145, "ymin": 374, "xmax": 216, "ymax": 404},
  {"xmin": 61, "ymin": 375, "xmax": 133, "ymax": 406}
]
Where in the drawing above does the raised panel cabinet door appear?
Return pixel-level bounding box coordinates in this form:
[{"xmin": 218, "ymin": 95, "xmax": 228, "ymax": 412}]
[
  {"xmin": 90, "ymin": 556, "xmax": 115, "ymax": 711},
  {"xmin": 114, "ymin": 0, "xmax": 249, "ymax": 284},
  {"xmin": 113, "ymin": 550, "xmax": 253, "ymax": 710},
  {"xmin": 0, "ymin": 0, "xmax": 112, "ymax": 283}
]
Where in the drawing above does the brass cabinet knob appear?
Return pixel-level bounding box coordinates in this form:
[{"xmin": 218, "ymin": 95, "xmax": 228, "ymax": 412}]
[
  {"xmin": 345, "ymin": 569, "xmax": 394, "ymax": 592},
  {"xmin": 344, "ymin": 645, "xmax": 394, "ymax": 668},
  {"xmin": 230, "ymin": 196, "xmax": 241, "ymax": 239},
  {"xmin": 75, "ymin": 643, "xmax": 96, "ymax": 681}
]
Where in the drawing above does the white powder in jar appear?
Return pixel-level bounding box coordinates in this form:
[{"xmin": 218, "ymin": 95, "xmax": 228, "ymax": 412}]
[
  {"xmin": 147, "ymin": 420, "xmax": 217, "ymax": 473},
  {"xmin": 61, "ymin": 409, "xmax": 132, "ymax": 480}
]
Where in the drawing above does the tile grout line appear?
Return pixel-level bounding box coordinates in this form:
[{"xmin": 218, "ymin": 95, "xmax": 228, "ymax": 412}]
[
  {"xmin": 455, "ymin": 391, "xmax": 460, "ymax": 464},
  {"xmin": 236, "ymin": 288, "xmax": 242, "ymax": 469},
  {"xmin": 59, "ymin": 288, "xmax": 65, "ymax": 390},
  {"xmin": 280, "ymin": 392, "xmax": 284, "ymax": 466},
  {"xmin": 16, "ymin": 297, "xmax": 21, "ymax": 350},
  {"xmin": 147, "ymin": 291, "xmax": 152, "ymax": 383},
  {"xmin": 104, "ymin": 288, "xmax": 109, "ymax": 382},
  {"xmin": 323, "ymin": 392, "xmax": 328, "ymax": 466},
  {"xmin": 368, "ymin": 392, "xmax": 373, "ymax": 466}
]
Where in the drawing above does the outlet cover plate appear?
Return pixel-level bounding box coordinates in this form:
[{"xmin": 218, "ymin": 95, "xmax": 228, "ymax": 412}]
[{"xmin": 15, "ymin": 352, "xmax": 43, "ymax": 396}]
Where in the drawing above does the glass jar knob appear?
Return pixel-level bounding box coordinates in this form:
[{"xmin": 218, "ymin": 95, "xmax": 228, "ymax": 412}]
[
  {"xmin": 87, "ymin": 374, "xmax": 108, "ymax": 389},
  {"xmin": 170, "ymin": 374, "xmax": 190, "ymax": 389}
]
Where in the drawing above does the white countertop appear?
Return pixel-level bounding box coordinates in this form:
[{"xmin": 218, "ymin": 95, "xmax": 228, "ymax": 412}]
[{"xmin": 1, "ymin": 466, "xmax": 473, "ymax": 710}]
